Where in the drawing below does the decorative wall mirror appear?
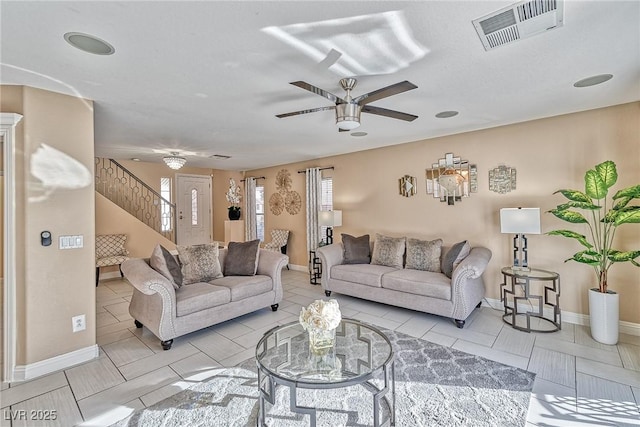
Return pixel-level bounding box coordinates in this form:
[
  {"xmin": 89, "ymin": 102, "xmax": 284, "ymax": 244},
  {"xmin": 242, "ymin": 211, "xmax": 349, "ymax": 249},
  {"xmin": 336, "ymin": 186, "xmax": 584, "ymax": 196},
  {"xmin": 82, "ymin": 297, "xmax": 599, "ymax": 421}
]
[
  {"xmin": 426, "ymin": 153, "xmax": 477, "ymax": 205},
  {"xmin": 489, "ymin": 164, "xmax": 517, "ymax": 194},
  {"xmin": 399, "ymin": 175, "xmax": 417, "ymax": 197}
]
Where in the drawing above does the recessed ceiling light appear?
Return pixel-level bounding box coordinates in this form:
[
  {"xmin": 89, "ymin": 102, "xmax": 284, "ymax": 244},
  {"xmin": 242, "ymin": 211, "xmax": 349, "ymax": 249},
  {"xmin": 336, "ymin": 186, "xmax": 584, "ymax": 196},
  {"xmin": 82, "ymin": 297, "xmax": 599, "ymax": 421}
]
[
  {"xmin": 64, "ymin": 32, "xmax": 115, "ymax": 55},
  {"xmin": 131, "ymin": 158, "xmax": 141, "ymax": 162},
  {"xmin": 435, "ymin": 111, "xmax": 459, "ymax": 119},
  {"xmin": 351, "ymin": 131, "xmax": 368, "ymax": 137},
  {"xmin": 573, "ymin": 74, "xmax": 613, "ymax": 88}
]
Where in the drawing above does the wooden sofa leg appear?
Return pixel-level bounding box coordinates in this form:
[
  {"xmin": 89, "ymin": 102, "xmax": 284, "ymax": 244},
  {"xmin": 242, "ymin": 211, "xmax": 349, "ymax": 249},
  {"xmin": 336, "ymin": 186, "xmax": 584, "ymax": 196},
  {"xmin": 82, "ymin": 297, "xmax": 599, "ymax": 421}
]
[
  {"xmin": 119, "ymin": 264, "xmax": 124, "ymax": 278},
  {"xmin": 454, "ymin": 319, "xmax": 465, "ymax": 329},
  {"xmin": 96, "ymin": 267, "xmax": 100, "ymax": 287},
  {"xmin": 134, "ymin": 320, "xmax": 143, "ymax": 328},
  {"xmin": 271, "ymin": 304, "xmax": 279, "ymax": 311},
  {"xmin": 161, "ymin": 339, "xmax": 173, "ymax": 350},
  {"xmin": 325, "ymin": 290, "xmax": 332, "ymax": 297}
]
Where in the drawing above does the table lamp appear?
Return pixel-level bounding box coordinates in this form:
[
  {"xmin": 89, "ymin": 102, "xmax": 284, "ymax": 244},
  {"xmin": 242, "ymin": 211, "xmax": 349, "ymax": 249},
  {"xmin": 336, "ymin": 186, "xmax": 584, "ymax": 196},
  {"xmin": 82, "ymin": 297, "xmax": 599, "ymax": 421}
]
[
  {"xmin": 319, "ymin": 210, "xmax": 342, "ymax": 245},
  {"xmin": 500, "ymin": 207, "xmax": 541, "ymax": 271}
]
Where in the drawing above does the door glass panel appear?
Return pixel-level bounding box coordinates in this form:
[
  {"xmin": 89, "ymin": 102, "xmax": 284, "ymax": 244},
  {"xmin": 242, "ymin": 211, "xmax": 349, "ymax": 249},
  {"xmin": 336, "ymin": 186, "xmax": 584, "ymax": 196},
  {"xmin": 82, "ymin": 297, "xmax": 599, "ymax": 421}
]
[{"xmin": 191, "ymin": 188, "xmax": 198, "ymax": 225}]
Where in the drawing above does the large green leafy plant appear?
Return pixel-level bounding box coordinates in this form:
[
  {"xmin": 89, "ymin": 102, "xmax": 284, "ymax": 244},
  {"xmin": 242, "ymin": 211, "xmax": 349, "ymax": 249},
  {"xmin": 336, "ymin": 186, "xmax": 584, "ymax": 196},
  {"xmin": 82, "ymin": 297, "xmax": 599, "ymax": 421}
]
[{"xmin": 548, "ymin": 160, "xmax": 640, "ymax": 293}]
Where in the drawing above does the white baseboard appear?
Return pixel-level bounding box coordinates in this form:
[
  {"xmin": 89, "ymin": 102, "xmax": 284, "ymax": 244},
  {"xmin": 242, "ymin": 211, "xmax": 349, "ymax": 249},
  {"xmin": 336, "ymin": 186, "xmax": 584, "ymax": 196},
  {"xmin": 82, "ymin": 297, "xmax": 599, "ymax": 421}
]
[
  {"xmin": 98, "ymin": 270, "xmax": 121, "ymax": 281},
  {"xmin": 288, "ymin": 264, "xmax": 309, "ymax": 273},
  {"xmin": 483, "ymin": 298, "xmax": 640, "ymax": 337},
  {"xmin": 12, "ymin": 345, "xmax": 99, "ymax": 381}
]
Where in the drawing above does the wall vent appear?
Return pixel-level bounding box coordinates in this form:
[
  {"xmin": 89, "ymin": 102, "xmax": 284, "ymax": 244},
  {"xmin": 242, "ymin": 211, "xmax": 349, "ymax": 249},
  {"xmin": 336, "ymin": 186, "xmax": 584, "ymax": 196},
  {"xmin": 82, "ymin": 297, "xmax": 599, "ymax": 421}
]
[
  {"xmin": 472, "ymin": 0, "xmax": 564, "ymax": 50},
  {"xmin": 210, "ymin": 154, "xmax": 231, "ymax": 159}
]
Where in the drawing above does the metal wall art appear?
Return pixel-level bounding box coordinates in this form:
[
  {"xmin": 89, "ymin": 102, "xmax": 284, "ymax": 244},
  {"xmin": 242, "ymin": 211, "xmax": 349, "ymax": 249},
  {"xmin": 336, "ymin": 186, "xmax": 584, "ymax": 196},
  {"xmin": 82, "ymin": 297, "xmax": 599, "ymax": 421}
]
[
  {"xmin": 399, "ymin": 175, "xmax": 417, "ymax": 197},
  {"xmin": 270, "ymin": 168, "xmax": 301, "ymax": 215},
  {"xmin": 489, "ymin": 165, "xmax": 517, "ymax": 194},
  {"xmin": 426, "ymin": 153, "xmax": 477, "ymax": 205}
]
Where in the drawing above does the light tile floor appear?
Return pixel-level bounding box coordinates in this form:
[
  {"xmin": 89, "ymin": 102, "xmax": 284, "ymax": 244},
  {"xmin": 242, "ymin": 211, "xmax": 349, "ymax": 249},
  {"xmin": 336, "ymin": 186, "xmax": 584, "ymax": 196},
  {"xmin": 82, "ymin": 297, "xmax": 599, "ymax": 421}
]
[{"xmin": 1, "ymin": 269, "xmax": 639, "ymax": 426}]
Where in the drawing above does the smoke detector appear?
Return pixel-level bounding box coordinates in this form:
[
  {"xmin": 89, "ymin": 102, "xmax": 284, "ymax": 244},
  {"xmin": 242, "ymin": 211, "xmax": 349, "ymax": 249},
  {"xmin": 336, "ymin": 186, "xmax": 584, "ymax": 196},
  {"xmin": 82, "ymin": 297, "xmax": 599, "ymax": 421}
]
[{"xmin": 472, "ymin": 0, "xmax": 564, "ymax": 51}]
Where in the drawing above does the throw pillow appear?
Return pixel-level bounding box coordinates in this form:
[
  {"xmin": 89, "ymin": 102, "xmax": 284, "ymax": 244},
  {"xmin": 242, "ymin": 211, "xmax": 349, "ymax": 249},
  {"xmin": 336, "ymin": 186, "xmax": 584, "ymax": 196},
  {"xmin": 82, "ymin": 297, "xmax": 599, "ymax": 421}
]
[
  {"xmin": 370, "ymin": 234, "xmax": 406, "ymax": 269},
  {"xmin": 177, "ymin": 243, "xmax": 223, "ymax": 285},
  {"xmin": 342, "ymin": 234, "xmax": 371, "ymax": 264},
  {"xmin": 224, "ymin": 239, "xmax": 261, "ymax": 276},
  {"xmin": 405, "ymin": 238, "xmax": 443, "ymax": 272},
  {"xmin": 149, "ymin": 244, "xmax": 183, "ymax": 290},
  {"xmin": 442, "ymin": 240, "xmax": 471, "ymax": 278}
]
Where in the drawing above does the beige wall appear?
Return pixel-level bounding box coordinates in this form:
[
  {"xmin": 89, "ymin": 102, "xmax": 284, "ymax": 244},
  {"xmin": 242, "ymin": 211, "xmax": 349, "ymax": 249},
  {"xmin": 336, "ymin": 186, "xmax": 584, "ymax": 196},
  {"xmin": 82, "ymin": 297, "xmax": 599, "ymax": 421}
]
[
  {"xmin": 2, "ymin": 85, "xmax": 96, "ymax": 365},
  {"xmin": 95, "ymin": 159, "xmax": 243, "ymax": 256},
  {"xmin": 248, "ymin": 102, "xmax": 640, "ymax": 324}
]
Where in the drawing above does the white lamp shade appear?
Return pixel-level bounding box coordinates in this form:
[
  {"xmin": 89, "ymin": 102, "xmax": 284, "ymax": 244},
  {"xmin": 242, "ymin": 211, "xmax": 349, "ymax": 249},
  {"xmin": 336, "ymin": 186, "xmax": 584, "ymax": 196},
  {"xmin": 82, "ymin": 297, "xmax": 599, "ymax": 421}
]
[
  {"xmin": 319, "ymin": 210, "xmax": 342, "ymax": 227},
  {"xmin": 500, "ymin": 208, "xmax": 541, "ymax": 234}
]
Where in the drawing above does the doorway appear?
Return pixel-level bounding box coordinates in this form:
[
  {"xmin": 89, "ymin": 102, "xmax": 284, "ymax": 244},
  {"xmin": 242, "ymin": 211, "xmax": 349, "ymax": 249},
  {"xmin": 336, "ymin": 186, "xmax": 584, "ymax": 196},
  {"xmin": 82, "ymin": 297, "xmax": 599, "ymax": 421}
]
[{"xmin": 176, "ymin": 174, "xmax": 212, "ymax": 246}]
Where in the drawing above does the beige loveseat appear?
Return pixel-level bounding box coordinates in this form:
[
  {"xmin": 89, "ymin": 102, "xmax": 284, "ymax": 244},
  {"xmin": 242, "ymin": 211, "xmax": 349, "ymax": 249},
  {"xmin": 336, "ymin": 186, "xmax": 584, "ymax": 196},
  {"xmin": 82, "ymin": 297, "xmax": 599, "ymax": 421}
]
[
  {"xmin": 121, "ymin": 248, "xmax": 288, "ymax": 350},
  {"xmin": 317, "ymin": 242, "xmax": 492, "ymax": 328}
]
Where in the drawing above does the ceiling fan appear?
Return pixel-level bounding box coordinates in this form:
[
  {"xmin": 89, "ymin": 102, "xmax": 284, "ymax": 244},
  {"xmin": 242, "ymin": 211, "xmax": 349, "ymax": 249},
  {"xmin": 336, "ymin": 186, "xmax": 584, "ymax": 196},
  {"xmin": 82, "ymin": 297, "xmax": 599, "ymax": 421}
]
[{"xmin": 276, "ymin": 78, "xmax": 418, "ymax": 131}]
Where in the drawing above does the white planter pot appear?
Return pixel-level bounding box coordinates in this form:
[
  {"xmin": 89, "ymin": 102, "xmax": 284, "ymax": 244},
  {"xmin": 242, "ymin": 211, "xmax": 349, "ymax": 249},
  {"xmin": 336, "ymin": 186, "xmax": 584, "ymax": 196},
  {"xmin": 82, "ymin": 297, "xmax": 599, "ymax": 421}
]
[{"xmin": 588, "ymin": 288, "xmax": 619, "ymax": 345}]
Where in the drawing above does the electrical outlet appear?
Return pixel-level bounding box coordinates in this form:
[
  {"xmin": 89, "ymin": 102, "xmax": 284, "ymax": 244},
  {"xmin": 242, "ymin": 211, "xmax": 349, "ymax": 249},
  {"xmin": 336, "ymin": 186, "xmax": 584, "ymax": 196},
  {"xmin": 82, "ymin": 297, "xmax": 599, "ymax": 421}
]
[{"xmin": 72, "ymin": 314, "xmax": 86, "ymax": 333}]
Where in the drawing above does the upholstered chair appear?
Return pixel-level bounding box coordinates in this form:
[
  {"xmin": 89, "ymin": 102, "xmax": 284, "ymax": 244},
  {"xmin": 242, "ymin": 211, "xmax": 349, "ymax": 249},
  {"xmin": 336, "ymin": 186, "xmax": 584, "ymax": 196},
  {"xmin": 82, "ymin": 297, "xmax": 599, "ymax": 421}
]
[
  {"xmin": 95, "ymin": 234, "xmax": 130, "ymax": 286},
  {"xmin": 264, "ymin": 229, "xmax": 290, "ymax": 269}
]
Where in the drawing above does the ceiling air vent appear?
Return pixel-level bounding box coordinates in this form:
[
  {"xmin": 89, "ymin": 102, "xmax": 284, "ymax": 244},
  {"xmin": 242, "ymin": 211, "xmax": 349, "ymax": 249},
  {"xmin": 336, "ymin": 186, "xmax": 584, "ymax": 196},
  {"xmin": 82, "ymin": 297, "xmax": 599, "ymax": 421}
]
[
  {"xmin": 472, "ymin": 0, "xmax": 564, "ymax": 51},
  {"xmin": 210, "ymin": 154, "xmax": 231, "ymax": 159}
]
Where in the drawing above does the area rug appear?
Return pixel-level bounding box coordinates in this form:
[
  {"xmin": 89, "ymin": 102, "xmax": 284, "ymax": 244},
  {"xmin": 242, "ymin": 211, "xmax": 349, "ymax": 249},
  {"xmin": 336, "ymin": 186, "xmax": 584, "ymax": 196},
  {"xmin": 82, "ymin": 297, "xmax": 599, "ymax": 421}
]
[{"xmin": 113, "ymin": 329, "xmax": 535, "ymax": 426}]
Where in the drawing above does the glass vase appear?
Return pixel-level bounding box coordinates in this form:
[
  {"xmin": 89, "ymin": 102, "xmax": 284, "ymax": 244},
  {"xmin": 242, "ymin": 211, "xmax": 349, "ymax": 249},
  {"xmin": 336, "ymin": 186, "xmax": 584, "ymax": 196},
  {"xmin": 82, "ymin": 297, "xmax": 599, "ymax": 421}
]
[{"xmin": 308, "ymin": 327, "xmax": 336, "ymax": 356}]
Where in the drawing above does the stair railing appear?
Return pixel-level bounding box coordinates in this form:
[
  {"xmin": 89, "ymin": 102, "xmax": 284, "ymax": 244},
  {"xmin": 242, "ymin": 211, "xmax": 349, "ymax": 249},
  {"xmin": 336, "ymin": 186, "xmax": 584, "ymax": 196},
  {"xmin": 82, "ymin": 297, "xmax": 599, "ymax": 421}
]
[{"xmin": 95, "ymin": 158, "xmax": 176, "ymax": 242}]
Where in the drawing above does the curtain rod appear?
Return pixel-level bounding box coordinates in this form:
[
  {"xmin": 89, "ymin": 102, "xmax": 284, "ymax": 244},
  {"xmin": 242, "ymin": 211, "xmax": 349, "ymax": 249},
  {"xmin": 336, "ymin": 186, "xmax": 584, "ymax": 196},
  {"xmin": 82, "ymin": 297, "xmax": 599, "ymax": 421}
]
[
  {"xmin": 240, "ymin": 176, "xmax": 266, "ymax": 182},
  {"xmin": 297, "ymin": 166, "xmax": 334, "ymax": 174}
]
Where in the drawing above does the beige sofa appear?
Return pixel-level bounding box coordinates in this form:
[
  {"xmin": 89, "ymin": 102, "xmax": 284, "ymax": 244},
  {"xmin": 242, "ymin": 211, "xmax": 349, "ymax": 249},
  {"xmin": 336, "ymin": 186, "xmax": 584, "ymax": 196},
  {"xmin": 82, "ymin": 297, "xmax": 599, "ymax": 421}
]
[
  {"xmin": 121, "ymin": 248, "xmax": 288, "ymax": 350},
  {"xmin": 316, "ymin": 243, "xmax": 492, "ymax": 328}
]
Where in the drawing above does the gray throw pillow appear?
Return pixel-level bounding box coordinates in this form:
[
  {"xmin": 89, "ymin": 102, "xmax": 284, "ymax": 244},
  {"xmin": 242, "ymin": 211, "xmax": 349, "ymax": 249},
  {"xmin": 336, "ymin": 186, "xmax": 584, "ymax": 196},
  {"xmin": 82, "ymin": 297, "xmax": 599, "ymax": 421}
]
[
  {"xmin": 442, "ymin": 240, "xmax": 471, "ymax": 278},
  {"xmin": 177, "ymin": 243, "xmax": 224, "ymax": 285},
  {"xmin": 342, "ymin": 234, "xmax": 371, "ymax": 264},
  {"xmin": 149, "ymin": 244, "xmax": 183, "ymax": 290},
  {"xmin": 370, "ymin": 234, "xmax": 406, "ymax": 269},
  {"xmin": 405, "ymin": 238, "xmax": 443, "ymax": 272},
  {"xmin": 224, "ymin": 239, "xmax": 261, "ymax": 276}
]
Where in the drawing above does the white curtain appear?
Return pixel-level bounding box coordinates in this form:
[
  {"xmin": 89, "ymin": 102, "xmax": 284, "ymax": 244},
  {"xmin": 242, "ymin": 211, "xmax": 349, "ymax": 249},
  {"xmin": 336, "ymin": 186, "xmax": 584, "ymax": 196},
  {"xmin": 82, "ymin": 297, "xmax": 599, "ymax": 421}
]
[
  {"xmin": 244, "ymin": 177, "xmax": 257, "ymax": 241},
  {"xmin": 306, "ymin": 167, "xmax": 322, "ymax": 253}
]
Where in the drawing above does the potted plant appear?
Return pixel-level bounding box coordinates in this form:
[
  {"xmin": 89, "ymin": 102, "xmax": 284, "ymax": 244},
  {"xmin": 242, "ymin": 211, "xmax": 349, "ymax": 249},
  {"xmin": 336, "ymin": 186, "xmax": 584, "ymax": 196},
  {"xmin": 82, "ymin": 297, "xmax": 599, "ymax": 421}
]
[
  {"xmin": 226, "ymin": 178, "xmax": 242, "ymax": 220},
  {"xmin": 548, "ymin": 160, "xmax": 639, "ymax": 344}
]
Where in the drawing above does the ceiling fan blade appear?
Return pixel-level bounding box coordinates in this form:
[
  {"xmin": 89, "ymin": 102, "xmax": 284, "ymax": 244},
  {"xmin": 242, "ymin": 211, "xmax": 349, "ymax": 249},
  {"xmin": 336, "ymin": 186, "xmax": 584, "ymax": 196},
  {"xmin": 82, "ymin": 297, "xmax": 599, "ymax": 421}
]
[
  {"xmin": 290, "ymin": 81, "xmax": 345, "ymax": 104},
  {"xmin": 276, "ymin": 106, "xmax": 335, "ymax": 119},
  {"xmin": 362, "ymin": 105, "xmax": 418, "ymax": 122},
  {"xmin": 353, "ymin": 81, "xmax": 418, "ymax": 105}
]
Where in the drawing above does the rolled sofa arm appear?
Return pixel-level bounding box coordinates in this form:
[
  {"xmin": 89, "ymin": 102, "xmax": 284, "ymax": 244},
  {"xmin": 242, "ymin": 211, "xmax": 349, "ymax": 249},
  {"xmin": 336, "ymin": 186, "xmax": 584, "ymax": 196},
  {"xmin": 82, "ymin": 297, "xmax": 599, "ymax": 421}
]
[
  {"xmin": 316, "ymin": 243, "xmax": 345, "ymax": 291},
  {"xmin": 256, "ymin": 249, "xmax": 288, "ymax": 303},
  {"xmin": 121, "ymin": 258, "xmax": 178, "ymax": 340},
  {"xmin": 450, "ymin": 246, "xmax": 492, "ymax": 320}
]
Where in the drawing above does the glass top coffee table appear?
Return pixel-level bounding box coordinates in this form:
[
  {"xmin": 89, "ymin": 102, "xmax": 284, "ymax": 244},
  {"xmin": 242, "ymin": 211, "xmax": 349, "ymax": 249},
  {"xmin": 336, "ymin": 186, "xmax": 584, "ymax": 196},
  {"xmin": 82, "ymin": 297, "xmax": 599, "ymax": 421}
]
[{"xmin": 255, "ymin": 318, "xmax": 395, "ymax": 426}]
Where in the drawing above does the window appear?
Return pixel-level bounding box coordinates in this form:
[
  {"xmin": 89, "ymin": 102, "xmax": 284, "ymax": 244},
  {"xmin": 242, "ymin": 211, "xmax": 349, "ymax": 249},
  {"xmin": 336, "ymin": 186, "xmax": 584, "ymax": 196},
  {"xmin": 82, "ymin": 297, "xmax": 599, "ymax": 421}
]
[
  {"xmin": 160, "ymin": 177, "xmax": 172, "ymax": 231},
  {"xmin": 191, "ymin": 188, "xmax": 198, "ymax": 225},
  {"xmin": 256, "ymin": 185, "xmax": 265, "ymax": 241},
  {"xmin": 320, "ymin": 177, "xmax": 333, "ymax": 241}
]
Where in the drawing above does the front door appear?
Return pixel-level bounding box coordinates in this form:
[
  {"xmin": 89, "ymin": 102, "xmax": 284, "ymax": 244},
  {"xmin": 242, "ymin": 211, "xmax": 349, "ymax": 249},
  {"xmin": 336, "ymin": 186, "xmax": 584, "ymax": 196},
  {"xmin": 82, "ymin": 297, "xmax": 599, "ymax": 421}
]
[{"xmin": 176, "ymin": 174, "xmax": 212, "ymax": 246}]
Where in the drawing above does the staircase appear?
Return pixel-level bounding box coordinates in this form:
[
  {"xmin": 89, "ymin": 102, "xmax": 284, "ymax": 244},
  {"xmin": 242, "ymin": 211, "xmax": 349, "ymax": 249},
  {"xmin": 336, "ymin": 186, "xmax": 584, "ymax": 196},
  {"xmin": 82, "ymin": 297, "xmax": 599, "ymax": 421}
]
[{"xmin": 95, "ymin": 158, "xmax": 176, "ymax": 242}]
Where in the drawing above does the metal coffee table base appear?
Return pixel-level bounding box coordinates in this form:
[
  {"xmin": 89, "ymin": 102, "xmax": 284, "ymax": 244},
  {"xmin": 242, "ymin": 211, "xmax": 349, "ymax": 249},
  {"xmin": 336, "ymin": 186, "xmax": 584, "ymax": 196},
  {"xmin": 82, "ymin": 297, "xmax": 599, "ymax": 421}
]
[{"xmin": 257, "ymin": 362, "xmax": 396, "ymax": 427}]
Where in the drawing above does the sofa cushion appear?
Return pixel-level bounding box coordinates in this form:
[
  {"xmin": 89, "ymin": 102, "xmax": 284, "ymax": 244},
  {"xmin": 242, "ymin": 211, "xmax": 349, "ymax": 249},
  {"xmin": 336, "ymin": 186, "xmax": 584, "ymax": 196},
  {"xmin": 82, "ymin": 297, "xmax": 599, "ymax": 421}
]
[
  {"xmin": 441, "ymin": 240, "xmax": 471, "ymax": 278},
  {"xmin": 342, "ymin": 234, "xmax": 371, "ymax": 264},
  {"xmin": 175, "ymin": 283, "xmax": 231, "ymax": 317},
  {"xmin": 370, "ymin": 234, "xmax": 406, "ymax": 269},
  {"xmin": 177, "ymin": 243, "xmax": 224, "ymax": 285},
  {"xmin": 382, "ymin": 269, "xmax": 452, "ymax": 300},
  {"xmin": 150, "ymin": 244, "xmax": 183, "ymax": 289},
  {"xmin": 331, "ymin": 264, "xmax": 396, "ymax": 288},
  {"xmin": 224, "ymin": 239, "xmax": 260, "ymax": 276},
  {"xmin": 211, "ymin": 275, "xmax": 273, "ymax": 301},
  {"xmin": 405, "ymin": 238, "xmax": 442, "ymax": 272}
]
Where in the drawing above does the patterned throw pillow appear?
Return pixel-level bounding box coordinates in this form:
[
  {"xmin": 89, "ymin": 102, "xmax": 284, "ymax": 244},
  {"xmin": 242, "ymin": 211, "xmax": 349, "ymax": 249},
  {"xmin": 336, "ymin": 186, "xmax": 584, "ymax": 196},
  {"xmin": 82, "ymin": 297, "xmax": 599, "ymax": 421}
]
[
  {"xmin": 370, "ymin": 234, "xmax": 406, "ymax": 269},
  {"xmin": 342, "ymin": 234, "xmax": 371, "ymax": 264},
  {"xmin": 405, "ymin": 238, "xmax": 443, "ymax": 272},
  {"xmin": 177, "ymin": 243, "xmax": 224, "ymax": 285},
  {"xmin": 149, "ymin": 244, "xmax": 183, "ymax": 290},
  {"xmin": 224, "ymin": 240, "xmax": 261, "ymax": 276},
  {"xmin": 442, "ymin": 240, "xmax": 471, "ymax": 278}
]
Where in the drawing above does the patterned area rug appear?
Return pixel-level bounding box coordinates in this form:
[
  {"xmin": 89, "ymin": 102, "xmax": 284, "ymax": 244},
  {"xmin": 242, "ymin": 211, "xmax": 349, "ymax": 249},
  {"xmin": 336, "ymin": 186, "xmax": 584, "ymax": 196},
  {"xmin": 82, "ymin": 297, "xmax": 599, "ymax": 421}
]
[{"xmin": 114, "ymin": 329, "xmax": 535, "ymax": 426}]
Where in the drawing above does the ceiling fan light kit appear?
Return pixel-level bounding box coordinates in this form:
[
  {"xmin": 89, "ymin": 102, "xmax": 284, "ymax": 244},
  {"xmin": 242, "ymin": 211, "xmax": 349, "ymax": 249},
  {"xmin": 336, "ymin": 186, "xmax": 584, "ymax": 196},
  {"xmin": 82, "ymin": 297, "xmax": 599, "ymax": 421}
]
[{"xmin": 277, "ymin": 77, "xmax": 418, "ymax": 131}]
